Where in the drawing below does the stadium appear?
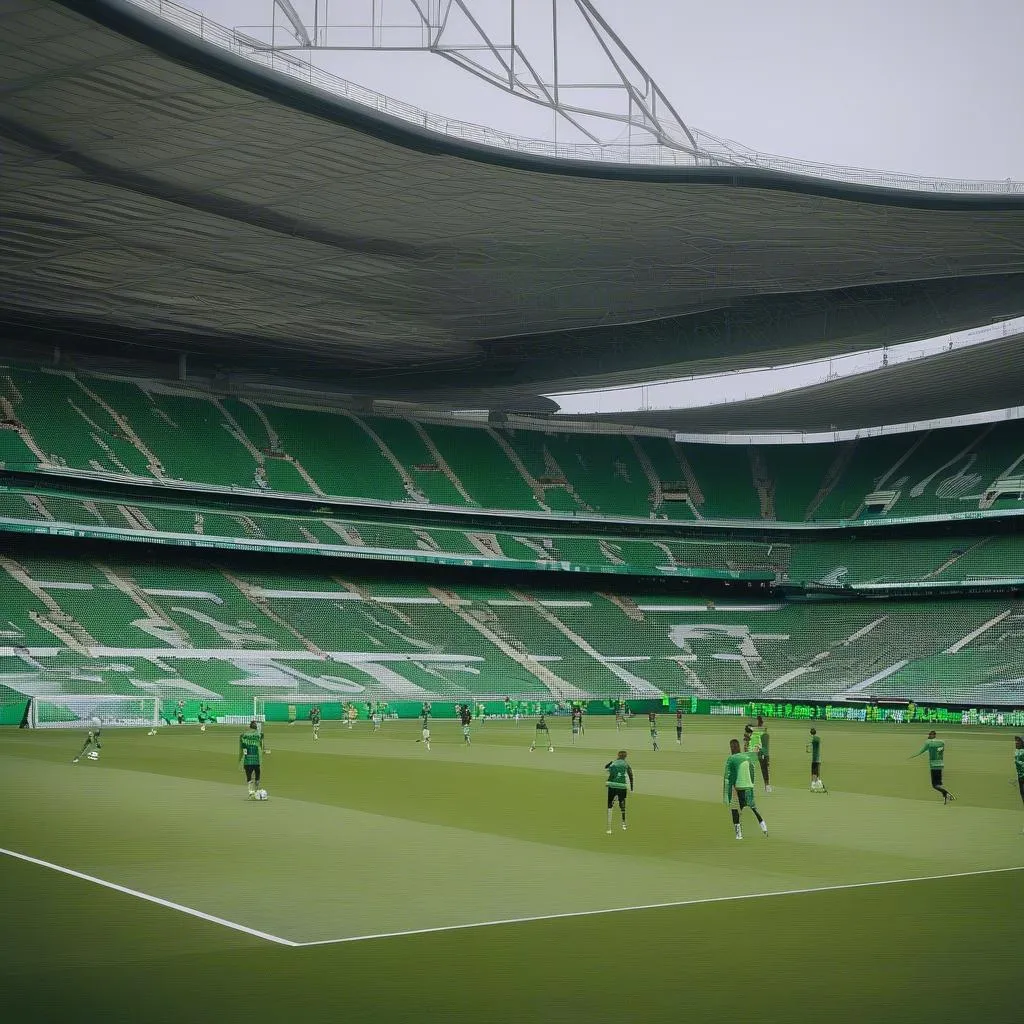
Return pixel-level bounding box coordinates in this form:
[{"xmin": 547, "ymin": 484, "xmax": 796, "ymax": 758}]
[{"xmin": 1, "ymin": 1, "xmax": 1023, "ymax": 1021}]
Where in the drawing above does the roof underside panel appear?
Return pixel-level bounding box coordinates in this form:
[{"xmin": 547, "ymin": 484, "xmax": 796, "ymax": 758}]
[
  {"xmin": 0, "ymin": 0, "xmax": 1022, "ymax": 408},
  {"xmin": 587, "ymin": 331, "xmax": 1024, "ymax": 433}
]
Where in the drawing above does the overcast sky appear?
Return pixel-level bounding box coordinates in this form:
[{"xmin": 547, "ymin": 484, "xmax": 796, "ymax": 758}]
[{"xmin": 190, "ymin": 0, "xmax": 1024, "ymax": 180}]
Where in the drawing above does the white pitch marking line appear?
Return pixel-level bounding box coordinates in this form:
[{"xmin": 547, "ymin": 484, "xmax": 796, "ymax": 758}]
[
  {"xmin": 0, "ymin": 847, "xmax": 298, "ymax": 947},
  {"xmin": 3, "ymin": 847, "xmax": 1020, "ymax": 950},
  {"xmin": 294, "ymin": 864, "xmax": 1024, "ymax": 947}
]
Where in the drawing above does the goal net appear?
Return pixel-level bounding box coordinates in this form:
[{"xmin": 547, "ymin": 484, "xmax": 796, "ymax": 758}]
[
  {"xmin": 253, "ymin": 696, "xmax": 348, "ymax": 723},
  {"xmin": 26, "ymin": 695, "xmax": 161, "ymax": 729}
]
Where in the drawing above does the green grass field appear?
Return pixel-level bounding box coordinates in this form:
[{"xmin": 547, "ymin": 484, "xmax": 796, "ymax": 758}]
[{"xmin": 1, "ymin": 716, "xmax": 1022, "ymax": 1023}]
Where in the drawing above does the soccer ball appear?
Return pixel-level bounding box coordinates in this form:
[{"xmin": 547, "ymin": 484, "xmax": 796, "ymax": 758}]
[
  {"xmin": 255, "ymin": 789, "xmax": 268, "ymax": 800},
  {"xmin": 548, "ymin": 746, "xmax": 555, "ymax": 752},
  {"xmin": 200, "ymin": 725, "xmax": 206, "ymax": 732},
  {"xmin": 86, "ymin": 751, "xmax": 99, "ymax": 760}
]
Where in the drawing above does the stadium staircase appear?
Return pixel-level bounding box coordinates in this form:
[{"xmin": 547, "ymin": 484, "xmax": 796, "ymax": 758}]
[
  {"xmin": 349, "ymin": 414, "xmax": 429, "ymax": 503},
  {"xmin": 634, "ymin": 436, "xmax": 703, "ymax": 519},
  {"xmin": 628, "ymin": 435, "xmax": 667, "ymax": 516},
  {"xmin": 750, "ymin": 450, "xmax": 775, "ymax": 520},
  {"xmin": 805, "ymin": 442, "xmax": 859, "ymax": 522}
]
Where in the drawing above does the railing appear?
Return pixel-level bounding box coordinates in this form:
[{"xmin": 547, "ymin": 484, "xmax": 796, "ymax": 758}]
[{"xmin": 124, "ymin": 0, "xmax": 1024, "ymax": 193}]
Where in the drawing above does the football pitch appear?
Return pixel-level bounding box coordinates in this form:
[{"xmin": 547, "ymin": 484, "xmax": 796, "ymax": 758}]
[{"xmin": 1, "ymin": 716, "xmax": 1021, "ymax": 1023}]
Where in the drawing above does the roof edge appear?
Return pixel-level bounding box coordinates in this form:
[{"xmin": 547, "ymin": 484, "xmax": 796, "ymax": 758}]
[{"xmin": 56, "ymin": 0, "xmax": 1024, "ymax": 211}]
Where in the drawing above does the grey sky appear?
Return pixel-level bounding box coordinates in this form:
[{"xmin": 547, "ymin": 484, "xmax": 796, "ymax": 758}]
[{"xmin": 190, "ymin": 0, "xmax": 1024, "ymax": 179}]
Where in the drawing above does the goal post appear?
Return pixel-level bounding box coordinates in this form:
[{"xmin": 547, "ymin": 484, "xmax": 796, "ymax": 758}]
[
  {"xmin": 253, "ymin": 696, "xmax": 351, "ymax": 724},
  {"xmin": 26, "ymin": 695, "xmax": 161, "ymax": 729}
]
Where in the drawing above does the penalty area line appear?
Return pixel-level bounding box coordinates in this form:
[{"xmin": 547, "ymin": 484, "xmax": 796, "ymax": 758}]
[
  {"xmin": 0, "ymin": 846, "xmax": 299, "ymax": 947},
  {"xmin": 295, "ymin": 864, "xmax": 1024, "ymax": 948}
]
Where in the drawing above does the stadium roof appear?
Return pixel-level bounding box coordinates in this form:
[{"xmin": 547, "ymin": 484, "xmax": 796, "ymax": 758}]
[
  {"xmin": 579, "ymin": 329, "xmax": 1024, "ymax": 434},
  {"xmin": 2, "ymin": 0, "xmax": 1024, "ymax": 412}
]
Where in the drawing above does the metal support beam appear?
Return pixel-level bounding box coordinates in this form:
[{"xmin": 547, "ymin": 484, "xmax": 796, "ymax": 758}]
[
  {"xmin": 236, "ymin": 0, "xmax": 703, "ymax": 157},
  {"xmin": 273, "ymin": 0, "xmax": 311, "ymax": 47}
]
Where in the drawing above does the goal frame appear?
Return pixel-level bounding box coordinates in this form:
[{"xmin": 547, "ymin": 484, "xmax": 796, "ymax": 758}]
[
  {"xmin": 26, "ymin": 694, "xmax": 162, "ymax": 729},
  {"xmin": 253, "ymin": 696, "xmax": 350, "ymax": 723}
]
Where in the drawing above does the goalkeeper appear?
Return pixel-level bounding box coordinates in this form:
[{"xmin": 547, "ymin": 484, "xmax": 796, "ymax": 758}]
[{"xmin": 72, "ymin": 718, "xmax": 102, "ymax": 763}]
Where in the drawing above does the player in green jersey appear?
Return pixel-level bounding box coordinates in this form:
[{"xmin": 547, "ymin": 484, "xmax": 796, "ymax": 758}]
[
  {"xmin": 175, "ymin": 700, "xmax": 185, "ymax": 726},
  {"xmin": 310, "ymin": 705, "xmax": 321, "ymax": 741},
  {"xmin": 744, "ymin": 722, "xmax": 771, "ymax": 789},
  {"xmin": 530, "ymin": 713, "xmax": 553, "ymax": 752},
  {"xmin": 72, "ymin": 717, "xmax": 103, "ymax": 763},
  {"xmin": 911, "ymin": 730, "xmax": 956, "ymax": 803},
  {"xmin": 604, "ymin": 750, "xmax": 634, "ymax": 833},
  {"xmin": 1012, "ymin": 737, "xmax": 1024, "ymax": 828},
  {"xmin": 723, "ymin": 739, "xmax": 768, "ymax": 839},
  {"xmin": 201, "ymin": 701, "xmax": 216, "ymax": 732},
  {"xmin": 239, "ymin": 720, "xmax": 265, "ymax": 798},
  {"xmin": 754, "ymin": 715, "xmax": 772, "ymax": 791},
  {"xmin": 415, "ymin": 711, "xmax": 432, "ymax": 750},
  {"xmin": 675, "ymin": 707, "xmax": 683, "ymax": 745},
  {"xmin": 807, "ymin": 728, "xmax": 827, "ymax": 792},
  {"xmin": 648, "ymin": 712, "xmax": 660, "ymax": 752}
]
